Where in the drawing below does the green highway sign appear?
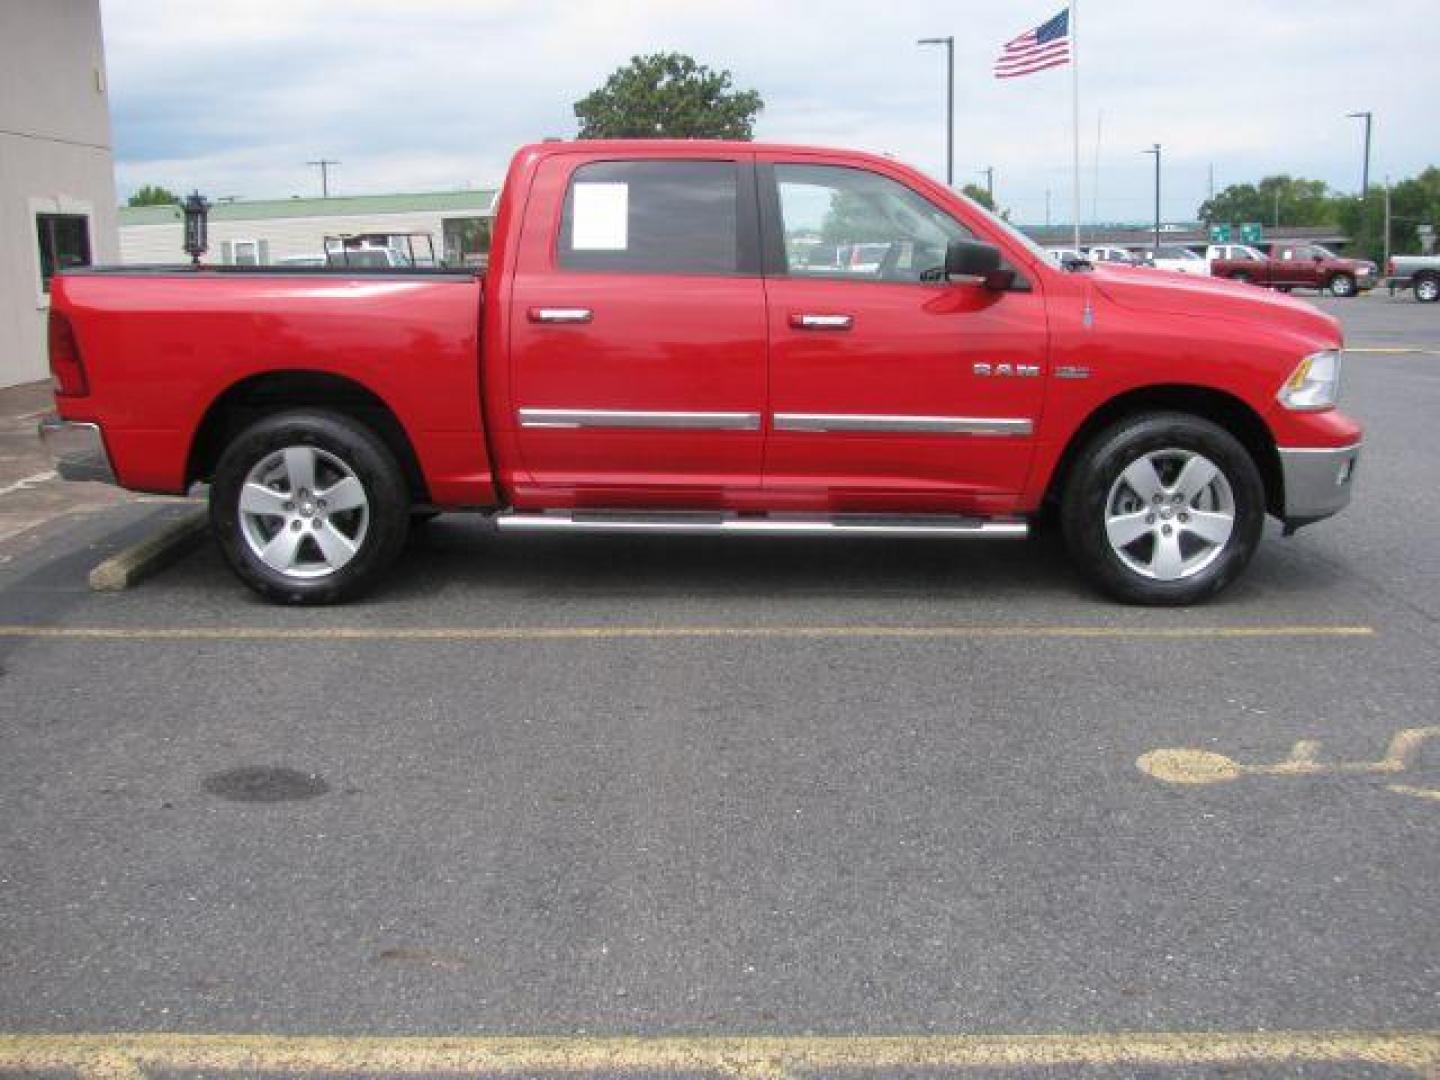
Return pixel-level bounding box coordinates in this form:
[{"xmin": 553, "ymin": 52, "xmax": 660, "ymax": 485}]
[
  {"xmin": 1240, "ymin": 222, "xmax": 1263, "ymax": 244},
  {"xmin": 1209, "ymin": 224, "xmax": 1231, "ymax": 243}
]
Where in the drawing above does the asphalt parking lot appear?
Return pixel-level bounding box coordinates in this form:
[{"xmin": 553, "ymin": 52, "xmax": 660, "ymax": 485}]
[{"xmin": 0, "ymin": 293, "xmax": 1437, "ymax": 1078}]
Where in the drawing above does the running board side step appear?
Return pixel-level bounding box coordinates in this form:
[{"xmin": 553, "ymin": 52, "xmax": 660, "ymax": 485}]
[{"xmin": 494, "ymin": 510, "xmax": 1028, "ymax": 539}]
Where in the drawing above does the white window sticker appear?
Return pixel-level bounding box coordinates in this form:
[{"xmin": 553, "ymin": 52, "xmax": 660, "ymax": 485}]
[{"xmin": 571, "ymin": 182, "xmax": 629, "ymax": 250}]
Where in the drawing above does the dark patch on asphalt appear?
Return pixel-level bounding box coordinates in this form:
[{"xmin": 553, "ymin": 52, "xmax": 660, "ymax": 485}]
[{"xmin": 201, "ymin": 765, "xmax": 330, "ymax": 803}]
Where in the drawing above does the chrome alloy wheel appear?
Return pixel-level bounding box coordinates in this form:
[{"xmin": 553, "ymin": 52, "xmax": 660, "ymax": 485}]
[
  {"xmin": 1103, "ymin": 449, "xmax": 1236, "ymax": 581},
  {"xmin": 238, "ymin": 445, "xmax": 369, "ymax": 578}
]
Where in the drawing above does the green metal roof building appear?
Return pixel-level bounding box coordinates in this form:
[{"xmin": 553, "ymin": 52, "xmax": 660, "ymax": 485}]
[{"xmin": 118, "ymin": 189, "xmax": 498, "ymax": 267}]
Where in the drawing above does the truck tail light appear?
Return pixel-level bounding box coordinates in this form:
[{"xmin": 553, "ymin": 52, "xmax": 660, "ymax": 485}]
[
  {"xmin": 1385, "ymin": 259, "xmax": 1394, "ymax": 276},
  {"xmin": 48, "ymin": 309, "xmax": 88, "ymax": 397}
]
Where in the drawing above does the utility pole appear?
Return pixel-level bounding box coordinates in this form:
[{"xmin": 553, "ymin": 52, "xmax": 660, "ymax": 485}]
[
  {"xmin": 1045, "ymin": 188, "xmax": 1052, "ymax": 230},
  {"xmin": 1143, "ymin": 144, "xmax": 1161, "ymax": 257},
  {"xmin": 979, "ymin": 166, "xmax": 995, "ymax": 205},
  {"xmin": 1383, "ymin": 176, "xmax": 1392, "ymax": 268},
  {"xmin": 307, "ymin": 158, "xmax": 340, "ymax": 198},
  {"xmin": 1274, "ymin": 188, "xmax": 1281, "ymax": 228},
  {"xmin": 917, "ymin": 37, "xmax": 955, "ymax": 186}
]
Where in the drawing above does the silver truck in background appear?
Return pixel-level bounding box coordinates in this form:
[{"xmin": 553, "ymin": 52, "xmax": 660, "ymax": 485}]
[{"xmin": 1386, "ymin": 254, "xmax": 1440, "ymax": 302}]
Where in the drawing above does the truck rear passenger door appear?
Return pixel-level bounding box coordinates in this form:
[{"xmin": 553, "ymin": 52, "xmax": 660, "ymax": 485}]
[{"xmin": 507, "ymin": 154, "xmax": 765, "ymax": 504}]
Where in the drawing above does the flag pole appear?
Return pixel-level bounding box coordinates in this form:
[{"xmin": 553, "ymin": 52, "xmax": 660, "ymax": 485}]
[{"xmin": 1071, "ymin": 0, "xmax": 1081, "ymax": 248}]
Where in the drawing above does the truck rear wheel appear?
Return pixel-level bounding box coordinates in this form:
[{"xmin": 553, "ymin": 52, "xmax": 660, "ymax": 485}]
[
  {"xmin": 210, "ymin": 410, "xmax": 410, "ymax": 604},
  {"xmin": 1060, "ymin": 413, "xmax": 1265, "ymax": 605}
]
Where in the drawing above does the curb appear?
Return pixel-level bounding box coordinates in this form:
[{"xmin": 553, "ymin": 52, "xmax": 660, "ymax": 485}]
[{"xmin": 88, "ymin": 509, "xmax": 209, "ymax": 591}]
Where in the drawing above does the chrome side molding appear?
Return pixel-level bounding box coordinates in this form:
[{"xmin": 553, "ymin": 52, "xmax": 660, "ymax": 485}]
[
  {"xmin": 495, "ymin": 510, "xmax": 1028, "ymax": 539},
  {"xmin": 773, "ymin": 413, "xmax": 1033, "ymax": 436},
  {"xmin": 519, "ymin": 409, "xmax": 762, "ymax": 431}
]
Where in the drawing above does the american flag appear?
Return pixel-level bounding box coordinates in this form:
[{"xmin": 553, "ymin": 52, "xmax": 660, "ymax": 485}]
[{"xmin": 994, "ymin": 9, "xmax": 1071, "ymax": 79}]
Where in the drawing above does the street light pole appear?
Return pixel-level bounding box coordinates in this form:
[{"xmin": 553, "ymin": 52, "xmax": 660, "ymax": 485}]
[
  {"xmin": 979, "ymin": 166, "xmax": 995, "ymax": 204},
  {"xmin": 917, "ymin": 37, "xmax": 954, "ymax": 186},
  {"xmin": 1346, "ymin": 111, "xmax": 1372, "ymax": 196},
  {"xmin": 1142, "ymin": 144, "xmax": 1161, "ymax": 257}
]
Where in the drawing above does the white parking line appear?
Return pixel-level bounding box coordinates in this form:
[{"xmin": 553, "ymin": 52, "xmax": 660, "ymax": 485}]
[{"xmin": 0, "ymin": 470, "xmax": 56, "ymax": 498}]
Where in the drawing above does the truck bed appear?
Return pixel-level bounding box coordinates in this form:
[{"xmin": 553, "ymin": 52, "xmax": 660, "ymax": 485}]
[{"xmin": 50, "ymin": 265, "xmax": 494, "ymax": 505}]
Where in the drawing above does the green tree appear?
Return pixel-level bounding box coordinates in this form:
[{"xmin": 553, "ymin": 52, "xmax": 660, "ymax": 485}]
[
  {"xmin": 127, "ymin": 184, "xmax": 179, "ymax": 207},
  {"xmin": 1198, "ymin": 175, "xmax": 1336, "ymax": 229},
  {"xmin": 961, "ymin": 183, "xmax": 995, "ymax": 211},
  {"xmin": 574, "ymin": 52, "xmax": 763, "ymax": 139}
]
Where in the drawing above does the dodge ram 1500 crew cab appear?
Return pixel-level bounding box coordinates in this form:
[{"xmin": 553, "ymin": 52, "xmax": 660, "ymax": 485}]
[
  {"xmin": 1209, "ymin": 242, "xmax": 1377, "ymax": 297},
  {"xmin": 41, "ymin": 141, "xmax": 1362, "ymax": 605}
]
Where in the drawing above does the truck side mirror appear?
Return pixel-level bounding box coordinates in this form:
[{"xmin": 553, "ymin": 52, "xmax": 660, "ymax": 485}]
[{"xmin": 945, "ymin": 239, "xmax": 1013, "ymax": 290}]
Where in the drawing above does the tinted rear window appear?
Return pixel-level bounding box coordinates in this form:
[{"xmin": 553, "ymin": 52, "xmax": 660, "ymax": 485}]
[{"xmin": 559, "ymin": 160, "xmax": 739, "ymax": 275}]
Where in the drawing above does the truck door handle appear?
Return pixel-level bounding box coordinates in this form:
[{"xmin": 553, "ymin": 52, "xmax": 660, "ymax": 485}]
[
  {"xmin": 529, "ymin": 307, "xmax": 593, "ymax": 324},
  {"xmin": 790, "ymin": 313, "xmax": 853, "ymax": 331}
]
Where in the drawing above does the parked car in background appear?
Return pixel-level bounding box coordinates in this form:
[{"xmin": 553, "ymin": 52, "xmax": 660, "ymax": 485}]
[
  {"xmin": 1088, "ymin": 245, "xmax": 1137, "ymax": 266},
  {"xmin": 1385, "ymin": 254, "xmax": 1440, "ymax": 302},
  {"xmin": 837, "ymin": 242, "xmax": 892, "ymax": 274},
  {"xmin": 1044, "ymin": 246, "xmax": 1088, "ymax": 267},
  {"xmin": 1135, "ymin": 245, "xmax": 1210, "ymax": 275},
  {"xmin": 1207, "ymin": 244, "xmax": 1272, "ymax": 285},
  {"xmin": 41, "ymin": 139, "xmax": 1361, "ymax": 608},
  {"xmin": 1255, "ymin": 243, "xmax": 1376, "ymax": 297}
]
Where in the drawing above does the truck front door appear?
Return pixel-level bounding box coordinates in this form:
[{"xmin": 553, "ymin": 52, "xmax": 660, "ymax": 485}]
[
  {"xmin": 507, "ymin": 154, "xmax": 766, "ymax": 505},
  {"xmin": 757, "ymin": 159, "xmax": 1046, "ymax": 515}
]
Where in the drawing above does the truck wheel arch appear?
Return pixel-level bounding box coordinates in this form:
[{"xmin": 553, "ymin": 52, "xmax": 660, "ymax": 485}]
[
  {"xmin": 1044, "ymin": 385, "xmax": 1283, "ymax": 519},
  {"xmin": 186, "ymin": 370, "xmax": 429, "ymax": 503}
]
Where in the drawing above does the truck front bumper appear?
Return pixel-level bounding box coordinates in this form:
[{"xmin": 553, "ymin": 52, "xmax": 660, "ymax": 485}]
[
  {"xmin": 39, "ymin": 415, "xmax": 116, "ymax": 484},
  {"xmin": 1278, "ymin": 442, "xmax": 1360, "ymax": 529}
]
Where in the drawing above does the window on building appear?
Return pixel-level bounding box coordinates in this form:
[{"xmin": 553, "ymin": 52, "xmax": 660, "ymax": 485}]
[
  {"xmin": 36, "ymin": 214, "xmax": 92, "ymax": 292},
  {"xmin": 558, "ymin": 160, "xmax": 740, "ymax": 275}
]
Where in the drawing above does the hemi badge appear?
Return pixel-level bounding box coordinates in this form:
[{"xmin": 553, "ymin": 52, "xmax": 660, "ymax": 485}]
[{"xmin": 1055, "ymin": 365, "xmax": 1091, "ymax": 380}]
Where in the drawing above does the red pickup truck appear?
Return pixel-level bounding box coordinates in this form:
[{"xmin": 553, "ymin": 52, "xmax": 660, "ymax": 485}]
[
  {"xmin": 41, "ymin": 141, "xmax": 1362, "ymax": 606},
  {"xmin": 1208, "ymin": 242, "xmax": 1377, "ymax": 297}
]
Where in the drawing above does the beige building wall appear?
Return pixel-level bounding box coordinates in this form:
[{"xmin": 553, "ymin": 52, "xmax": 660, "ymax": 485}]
[
  {"xmin": 120, "ymin": 210, "xmax": 474, "ymax": 265},
  {"xmin": 0, "ymin": 0, "xmax": 118, "ymax": 388}
]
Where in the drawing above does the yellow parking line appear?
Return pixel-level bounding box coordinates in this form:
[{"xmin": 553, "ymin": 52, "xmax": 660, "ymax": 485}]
[
  {"xmin": 0, "ymin": 1031, "xmax": 1436, "ymax": 1077},
  {"xmin": 0, "ymin": 623, "xmax": 1375, "ymax": 643}
]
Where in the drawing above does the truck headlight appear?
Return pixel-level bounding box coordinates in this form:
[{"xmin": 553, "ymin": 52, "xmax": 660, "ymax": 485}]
[{"xmin": 1278, "ymin": 349, "xmax": 1342, "ymax": 411}]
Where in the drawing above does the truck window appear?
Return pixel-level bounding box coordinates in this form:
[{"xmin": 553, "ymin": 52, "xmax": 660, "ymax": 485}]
[
  {"xmin": 773, "ymin": 164, "xmax": 973, "ymax": 283},
  {"xmin": 558, "ymin": 160, "xmax": 740, "ymax": 275}
]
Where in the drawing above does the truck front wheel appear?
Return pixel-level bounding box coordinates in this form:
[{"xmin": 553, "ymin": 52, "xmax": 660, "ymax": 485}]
[
  {"xmin": 1416, "ymin": 274, "xmax": 1439, "ymax": 303},
  {"xmin": 210, "ymin": 410, "xmax": 410, "ymax": 604},
  {"xmin": 1060, "ymin": 413, "xmax": 1265, "ymax": 605},
  {"xmin": 1328, "ymin": 273, "xmax": 1357, "ymax": 297}
]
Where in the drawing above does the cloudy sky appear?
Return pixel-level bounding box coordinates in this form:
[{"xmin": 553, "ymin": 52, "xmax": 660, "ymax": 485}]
[{"xmin": 100, "ymin": 0, "xmax": 1436, "ymax": 227}]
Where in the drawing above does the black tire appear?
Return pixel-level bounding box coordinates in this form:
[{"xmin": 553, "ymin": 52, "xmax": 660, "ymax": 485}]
[
  {"xmin": 1060, "ymin": 413, "xmax": 1265, "ymax": 606},
  {"xmin": 411, "ymin": 510, "xmax": 442, "ymax": 525},
  {"xmin": 1415, "ymin": 274, "xmax": 1440, "ymax": 303},
  {"xmin": 210, "ymin": 410, "xmax": 410, "ymax": 604},
  {"xmin": 1328, "ymin": 273, "xmax": 1357, "ymax": 297}
]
